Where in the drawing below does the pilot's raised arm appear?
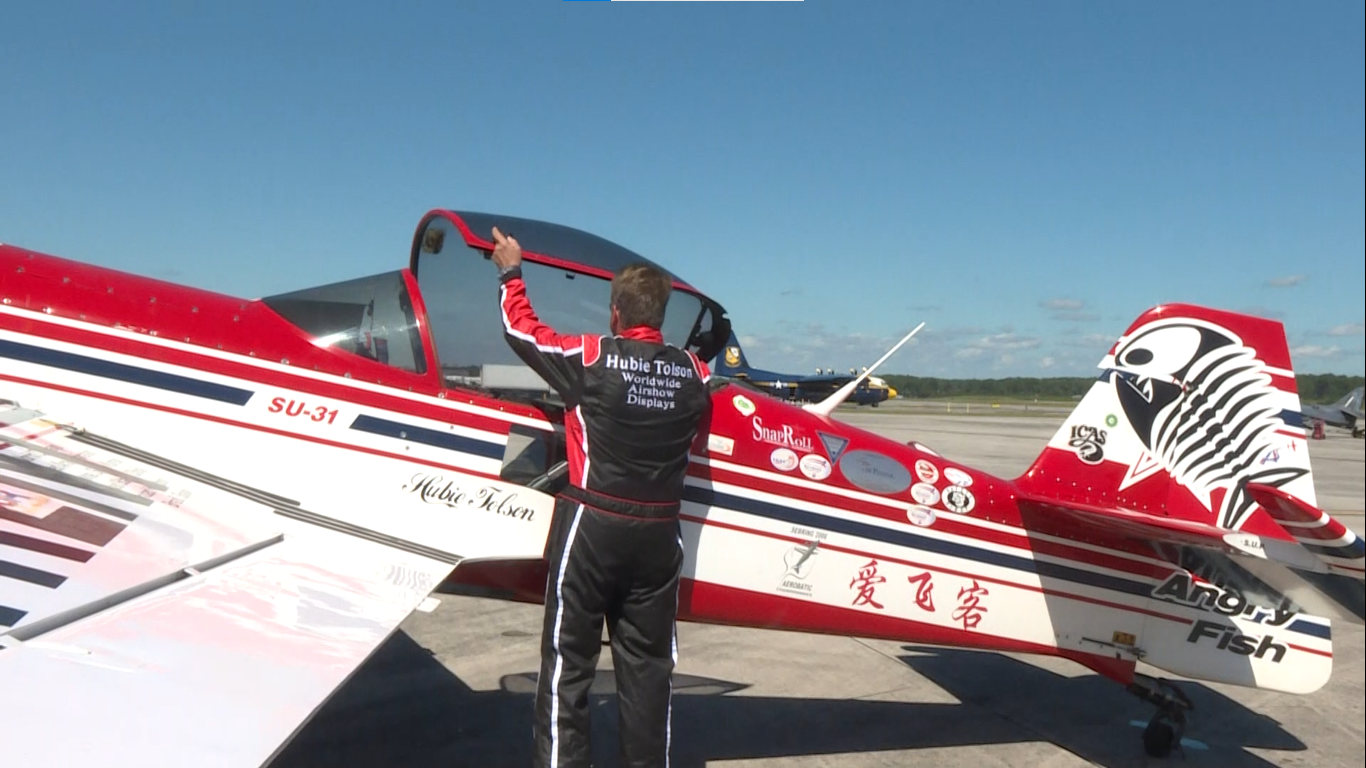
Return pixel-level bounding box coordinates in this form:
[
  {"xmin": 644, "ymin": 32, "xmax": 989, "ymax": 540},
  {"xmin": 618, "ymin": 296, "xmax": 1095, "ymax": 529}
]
[{"xmin": 493, "ymin": 229, "xmax": 585, "ymax": 399}]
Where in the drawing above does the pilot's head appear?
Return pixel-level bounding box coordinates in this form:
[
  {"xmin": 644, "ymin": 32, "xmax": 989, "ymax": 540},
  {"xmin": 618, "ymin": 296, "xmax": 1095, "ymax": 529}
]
[{"xmin": 610, "ymin": 263, "xmax": 671, "ymax": 335}]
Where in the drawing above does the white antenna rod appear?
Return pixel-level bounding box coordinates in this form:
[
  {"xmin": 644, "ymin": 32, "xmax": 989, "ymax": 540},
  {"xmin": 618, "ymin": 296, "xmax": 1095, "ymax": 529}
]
[{"xmin": 804, "ymin": 322, "xmax": 925, "ymax": 418}]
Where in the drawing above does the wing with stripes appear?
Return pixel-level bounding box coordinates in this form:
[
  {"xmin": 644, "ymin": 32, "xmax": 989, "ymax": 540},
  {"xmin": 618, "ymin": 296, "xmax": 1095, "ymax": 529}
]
[{"xmin": 0, "ymin": 404, "xmax": 456, "ymax": 768}]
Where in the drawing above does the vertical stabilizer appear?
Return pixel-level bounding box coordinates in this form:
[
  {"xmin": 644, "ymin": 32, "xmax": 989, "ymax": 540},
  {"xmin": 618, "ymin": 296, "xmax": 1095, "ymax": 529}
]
[{"xmin": 1019, "ymin": 304, "xmax": 1317, "ymax": 535}]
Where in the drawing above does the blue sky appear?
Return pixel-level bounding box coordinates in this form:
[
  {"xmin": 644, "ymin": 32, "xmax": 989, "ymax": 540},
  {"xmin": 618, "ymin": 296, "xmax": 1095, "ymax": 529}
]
[{"xmin": 2, "ymin": 1, "xmax": 1362, "ymax": 378}]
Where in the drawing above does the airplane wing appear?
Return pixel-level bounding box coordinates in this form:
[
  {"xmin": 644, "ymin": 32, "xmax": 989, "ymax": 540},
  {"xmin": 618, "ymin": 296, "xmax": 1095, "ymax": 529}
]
[{"xmin": 0, "ymin": 405, "xmax": 456, "ymax": 768}]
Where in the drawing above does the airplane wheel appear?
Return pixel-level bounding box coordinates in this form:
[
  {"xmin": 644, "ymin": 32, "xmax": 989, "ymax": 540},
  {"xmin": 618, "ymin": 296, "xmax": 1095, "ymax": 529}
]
[{"xmin": 1142, "ymin": 712, "xmax": 1179, "ymax": 758}]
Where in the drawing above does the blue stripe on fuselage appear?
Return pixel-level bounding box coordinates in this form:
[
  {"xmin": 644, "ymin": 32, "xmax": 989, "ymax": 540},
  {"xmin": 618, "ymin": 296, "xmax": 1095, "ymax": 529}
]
[
  {"xmin": 0, "ymin": 338, "xmax": 254, "ymax": 405},
  {"xmin": 348, "ymin": 414, "xmax": 505, "ymax": 460}
]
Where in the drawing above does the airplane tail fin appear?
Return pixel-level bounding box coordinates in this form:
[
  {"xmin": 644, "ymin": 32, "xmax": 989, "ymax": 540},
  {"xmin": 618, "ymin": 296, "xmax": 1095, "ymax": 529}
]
[
  {"xmin": 1015, "ymin": 305, "xmax": 1361, "ymax": 694},
  {"xmin": 714, "ymin": 331, "xmax": 751, "ymax": 377},
  {"xmin": 1017, "ymin": 302, "xmax": 1363, "ymax": 583}
]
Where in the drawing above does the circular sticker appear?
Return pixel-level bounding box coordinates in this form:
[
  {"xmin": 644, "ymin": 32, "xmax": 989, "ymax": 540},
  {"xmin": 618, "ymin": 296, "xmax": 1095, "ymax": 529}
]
[
  {"xmin": 910, "ymin": 482, "xmax": 941, "ymax": 506},
  {"xmin": 732, "ymin": 394, "xmax": 756, "ymax": 417},
  {"xmin": 906, "ymin": 505, "xmax": 937, "ymax": 527},
  {"xmin": 799, "ymin": 453, "xmax": 832, "ymax": 481},
  {"xmin": 837, "ymin": 450, "xmax": 913, "ymax": 495},
  {"xmin": 914, "ymin": 459, "xmax": 939, "ymax": 484},
  {"xmin": 943, "ymin": 467, "xmax": 973, "ymax": 487},
  {"xmin": 942, "ymin": 485, "xmax": 976, "ymax": 514},
  {"xmin": 770, "ymin": 447, "xmax": 798, "ymax": 472}
]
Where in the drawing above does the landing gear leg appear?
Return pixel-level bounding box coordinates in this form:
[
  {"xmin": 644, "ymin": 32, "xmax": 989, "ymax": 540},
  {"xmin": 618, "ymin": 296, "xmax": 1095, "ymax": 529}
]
[{"xmin": 1126, "ymin": 674, "xmax": 1193, "ymax": 758}]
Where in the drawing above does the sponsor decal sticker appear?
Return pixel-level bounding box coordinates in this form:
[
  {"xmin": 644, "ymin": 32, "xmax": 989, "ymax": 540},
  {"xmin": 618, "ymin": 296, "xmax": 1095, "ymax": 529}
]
[
  {"xmin": 837, "ymin": 450, "xmax": 913, "ymax": 495},
  {"xmin": 778, "ymin": 539, "xmax": 820, "ymax": 597},
  {"xmin": 707, "ymin": 434, "xmax": 735, "ymax": 457},
  {"xmin": 799, "ymin": 453, "xmax": 832, "ymax": 481},
  {"xmin": 1068, "ymin": 424, "xmax": 1108, "ymax": 465},
  {"xmin": 943, "ymin": 467, "xmax": 973, "ymax": 487},
  {"xmin": 906, "ymin": 505, "xmax": 937, "ymax": 527},
  {"xmin": 914, "ymin": 459, "xmax": 939, "ymax": 484},
  {"xmin": 732, "ymin": 394, "xmax": 756, "ymax": 417},
  {"xmin": 1112, "ymin": 630, "xmax": 1137, "ymax": 646},
  {"xmin": 1105, "ymin": 413, "xmax": 1119, "ymax": 428},
  {"xmin": 752, "ymin": 416, "xmax": 815, "ymax": 452},
  {"xmin": 817, "ymin": 431, "xmax": 851, "ymax": 463},
  {"xmin": 770, "ymin": 447, "xmax": 799, "ymax": 472},
  {"xmin": 942, "ymin": 485, "xmax": 976, "ymax": 514},
  {"xmin": 910, "ymin": 482, "xmax": 940, "ymax": 506}
]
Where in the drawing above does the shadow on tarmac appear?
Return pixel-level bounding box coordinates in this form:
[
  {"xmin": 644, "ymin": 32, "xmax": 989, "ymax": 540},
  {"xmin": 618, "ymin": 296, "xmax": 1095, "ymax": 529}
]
[{"xmin": 273, "ymin": 634, "xmax": 1305, "ymax": 768}]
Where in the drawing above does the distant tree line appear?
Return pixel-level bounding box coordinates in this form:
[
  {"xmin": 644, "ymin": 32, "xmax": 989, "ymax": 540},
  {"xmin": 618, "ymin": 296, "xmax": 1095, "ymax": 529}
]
[{"xmin": 881, "ymin": 373, "xmax": 1365, "ymax": 404}]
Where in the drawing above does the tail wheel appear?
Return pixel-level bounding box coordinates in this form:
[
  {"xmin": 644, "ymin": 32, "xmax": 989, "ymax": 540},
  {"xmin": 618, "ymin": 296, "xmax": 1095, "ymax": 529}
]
[{"xmin": 1142, "ymin": 711, "xmax": 1182, "ymax": 757}]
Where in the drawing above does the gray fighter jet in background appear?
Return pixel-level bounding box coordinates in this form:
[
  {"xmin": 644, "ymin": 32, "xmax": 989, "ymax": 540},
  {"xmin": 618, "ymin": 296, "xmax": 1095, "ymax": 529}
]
[{"xmin": 1300, "ymin": 385, "xmax": 1364, "ymax": 438}]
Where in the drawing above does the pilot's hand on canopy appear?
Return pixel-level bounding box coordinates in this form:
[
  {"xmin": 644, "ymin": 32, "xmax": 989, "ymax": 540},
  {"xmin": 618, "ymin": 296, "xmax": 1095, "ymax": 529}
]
[{"xmin": 491, "ymin": 226, "xmax": 522, "ymax": 271}]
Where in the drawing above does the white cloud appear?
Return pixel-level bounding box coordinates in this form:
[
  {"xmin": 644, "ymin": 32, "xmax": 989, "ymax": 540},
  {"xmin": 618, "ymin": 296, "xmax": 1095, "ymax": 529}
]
[
  {"xmin": 1040, "ymin": 298, "xmax": 1099, "ymax": 322},
  {"xmin": 1265, "ymin": 274, "xmax": 1306, "ymax": 288},
  {"xmin": 1290, "ymin": 344, "xmax": 1342, "ymax": 359},
  {"xmin": 1327, "ymin": 322, "xmax": 1364, "ymax": 337},
  {"xmin": 1040, "ymin": 298, "xmax": 1084, "ymax": 310},
  {"xmin": 1038, "ymin": 356, "xmax": 1056, "ymax": 369}
]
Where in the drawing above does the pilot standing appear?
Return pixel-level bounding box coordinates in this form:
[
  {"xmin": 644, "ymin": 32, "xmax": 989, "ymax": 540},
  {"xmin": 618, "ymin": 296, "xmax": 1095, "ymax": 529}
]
[{"xmin": 490, "ymin": 226, "xmax": 712, "ymax": 768}]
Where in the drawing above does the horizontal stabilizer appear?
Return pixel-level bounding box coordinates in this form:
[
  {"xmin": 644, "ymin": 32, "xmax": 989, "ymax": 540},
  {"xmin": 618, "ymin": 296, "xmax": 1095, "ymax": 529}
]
[
  {"xmin": 1017, "ymin": 493, "xmax": 1324, "ymax": 574},
  {"xmin": 1245, "ymin": 482, "xmax": 1365, "ymax": 580}
]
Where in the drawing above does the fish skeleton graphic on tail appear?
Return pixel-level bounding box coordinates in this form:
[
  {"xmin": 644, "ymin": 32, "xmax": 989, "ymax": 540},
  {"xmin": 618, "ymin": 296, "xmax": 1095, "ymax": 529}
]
[
  {"xmin": 1019, "ymin": 303, "xmax": 1363, "ymax": 580},
  {"xmin": 1014, "ymin": 304, "xmax": 1362, "ymax": 695}
]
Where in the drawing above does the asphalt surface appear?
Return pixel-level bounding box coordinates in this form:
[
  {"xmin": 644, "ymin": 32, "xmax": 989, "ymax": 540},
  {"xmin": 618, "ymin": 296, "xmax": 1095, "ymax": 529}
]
[{"xmin": 273, "ymin": 407, "xmax": 1365, "ymax": 768}]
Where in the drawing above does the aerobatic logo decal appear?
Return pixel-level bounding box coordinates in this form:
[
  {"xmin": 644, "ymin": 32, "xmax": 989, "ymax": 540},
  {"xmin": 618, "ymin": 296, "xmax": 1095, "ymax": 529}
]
[
  {"xmin": 1068, "ymin": 424, "xmax": 1107, "ymax": 465},
  {"xmin": 778, "ymin": 538, "xmax": 820, "ymax": 597},
  {"xmin": 724, "ymin": 346, "xmax": 742, "ymax": 367},
  {"xmin": 1107, "ymin": 317, "xmax": 1306, "ymax": 530}
]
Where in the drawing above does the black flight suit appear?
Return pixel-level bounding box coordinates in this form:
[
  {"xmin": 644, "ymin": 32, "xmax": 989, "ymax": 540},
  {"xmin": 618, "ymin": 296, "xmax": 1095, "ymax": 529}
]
[{"xmin": 498, "ymin": 268, "xmax": 711, "ymax": 768}]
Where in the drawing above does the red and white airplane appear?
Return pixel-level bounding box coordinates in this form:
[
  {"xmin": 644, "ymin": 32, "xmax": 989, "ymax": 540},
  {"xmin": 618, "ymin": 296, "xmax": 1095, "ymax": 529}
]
[{"xmin": 1, "ymin": 210, "xmax": 1361, "ymax": 765}]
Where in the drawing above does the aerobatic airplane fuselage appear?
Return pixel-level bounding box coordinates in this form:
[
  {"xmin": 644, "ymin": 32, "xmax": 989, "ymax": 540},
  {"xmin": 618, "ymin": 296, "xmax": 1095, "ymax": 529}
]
[{"xmin": 2, "ymin": 209, "xmax": 1362, "ymax": 760}]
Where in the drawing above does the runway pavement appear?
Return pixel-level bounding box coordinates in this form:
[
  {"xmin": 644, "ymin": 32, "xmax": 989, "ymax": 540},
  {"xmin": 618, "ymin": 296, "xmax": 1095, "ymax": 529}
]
[{"xmin": 274, "ymin": 409, "xmax": 1365, "ymax": 768}]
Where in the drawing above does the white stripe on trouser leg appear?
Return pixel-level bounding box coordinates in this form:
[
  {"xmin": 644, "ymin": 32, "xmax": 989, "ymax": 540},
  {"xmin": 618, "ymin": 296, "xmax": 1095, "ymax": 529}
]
[
  {"xmin": 549, "ymin": 503, "xmax": 586, "ymax": 768},
  {"xmin": 665, "ymin": 533, "xmax": 682, "ymax": 768}
]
